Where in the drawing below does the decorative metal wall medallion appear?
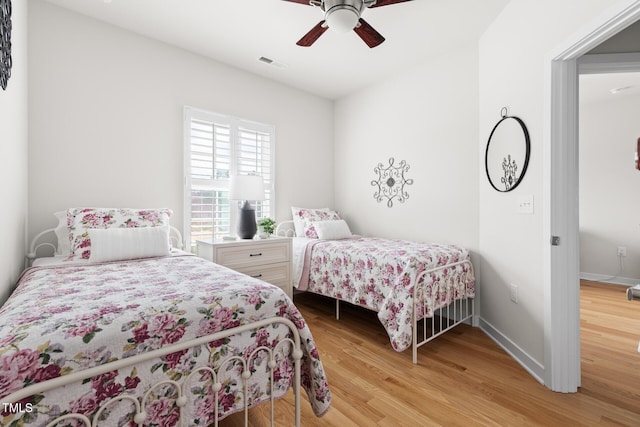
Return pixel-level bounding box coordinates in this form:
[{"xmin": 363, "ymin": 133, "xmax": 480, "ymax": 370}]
[
  {"xmin": 371, "ymin": 157, "xmax": 414, "ymax": 208},
  {"xmin": 0, "ymin": 0, "xmax": 12, "ymax": 91}
]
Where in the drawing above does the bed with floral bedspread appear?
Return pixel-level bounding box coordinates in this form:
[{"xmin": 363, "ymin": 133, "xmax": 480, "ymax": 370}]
[
  {"xmin": 296, "ymin": 236, "xmax": 475, "ymax": 353},
  {"xmin": 0, "ymin": 254, "xmax": 331, "ymax": 426}
]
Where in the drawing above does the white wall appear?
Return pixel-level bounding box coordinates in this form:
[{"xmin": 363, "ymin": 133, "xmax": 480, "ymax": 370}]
[
  {"xmin": 23, "ymin": 0, "xmax": 638, "ymax": 387},
  {"xmin": 28, "ymin": 0, "xmax": 334, "ymax": 242},
  {"xmin": 478, "ymin": 0, "xmax": 620, "ymax": 371},
  {"xmin": 579, "ymin": 83, "xmax": 640, "ymax": 283},
  {"xmin": 0, "ymin": 1, "xmax": 28, "ymax": 304},
  {"xmin": 334, "ymin": 46, "xmax": 479, "ymax": 254}
]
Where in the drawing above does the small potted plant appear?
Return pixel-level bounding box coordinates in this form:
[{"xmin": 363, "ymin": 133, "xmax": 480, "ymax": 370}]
[{"xmin": 257, "ymin": 217, "xmax": 276, "ymax": 239}]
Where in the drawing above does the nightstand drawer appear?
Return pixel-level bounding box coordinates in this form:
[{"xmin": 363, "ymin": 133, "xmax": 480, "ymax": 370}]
[
  {"xmin": 196, "ymin": 237, "xmax": 293, "ymax": 298},
  {"xmin": 213, "ymin": 241, "xmax": 289, "ymax": 269},
  {"xmin": 236, "ymin": 261, "xmax": 290, "ymax": 286}
]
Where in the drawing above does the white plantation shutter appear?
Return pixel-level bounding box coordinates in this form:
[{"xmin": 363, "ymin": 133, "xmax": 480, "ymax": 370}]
[
  {"xmin": 190, "ymin": 120, "xmax": 231, "ymax": 181},
  {"xmin": 184, "ymin": 107, "xmax": 275, "ymax": 251},
  {"xmin": 237, "ymin": 124, "xmax": 273, "ymax": 219}
]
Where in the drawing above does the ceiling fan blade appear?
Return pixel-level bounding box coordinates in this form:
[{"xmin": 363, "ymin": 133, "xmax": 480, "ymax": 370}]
[
  {"xmin": 282, "ymin": 0, "xmax": 312, "ymax": 5},
  {"xmin": 353, "ymin": 18, "xmax": 385, "ymax": 48},
  {"xmin": 296, "ymin": 21, "xmax": 329, "ymax": 47},
  {"xmin": 369, "ymin": 0, "xmax": 413, "ymax": 8}
]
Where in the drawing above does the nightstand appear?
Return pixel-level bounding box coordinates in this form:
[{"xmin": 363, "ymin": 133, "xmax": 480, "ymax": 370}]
[{"xmin": 196, "ymin": 238, "xmax": 292, "ymax": 298}]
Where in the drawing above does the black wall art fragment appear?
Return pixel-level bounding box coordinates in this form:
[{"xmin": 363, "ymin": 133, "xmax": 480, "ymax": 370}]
[{"xmin": 0, "ymin": 0, "xmax": 11, "ymax": 91}]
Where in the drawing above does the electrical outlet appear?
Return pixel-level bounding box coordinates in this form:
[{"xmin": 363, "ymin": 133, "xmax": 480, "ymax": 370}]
[
  {"xmin": 618, "ymin": 246, "xmax": 627, "ymax": 257},
  {"xmin": 510, "ymin": 284, "xmax": 518, "ymax": 303}
]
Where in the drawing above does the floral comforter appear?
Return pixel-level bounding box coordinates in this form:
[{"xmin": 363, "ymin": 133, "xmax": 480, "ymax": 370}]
[
  {"xmin": 0, "ymin": 254, "xmax": 331, "ymax": 426},
  {"xmin": 297, "ymin": 237, "xmax": 475, "ymax": 352}
]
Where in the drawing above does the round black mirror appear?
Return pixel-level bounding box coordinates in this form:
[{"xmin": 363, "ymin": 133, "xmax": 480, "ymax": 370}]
[{"xmin": 485, "ymin": 108, "xmax": 530, "ymax": 192}]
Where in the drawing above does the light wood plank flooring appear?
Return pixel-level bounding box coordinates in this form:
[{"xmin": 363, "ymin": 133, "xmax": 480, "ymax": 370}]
[{"xmin": 222, "ymin": 280, "xmax": 640, "ymax": 426}]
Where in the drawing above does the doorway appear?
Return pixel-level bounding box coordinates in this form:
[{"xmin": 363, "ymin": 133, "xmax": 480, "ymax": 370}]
[
  {"xmin": 545, "ymin": 1, "xmax": 640, "ymax": 392},
  {"xmin": 579, "ymin": 70, "xmax": 640, "ymax": 285}
]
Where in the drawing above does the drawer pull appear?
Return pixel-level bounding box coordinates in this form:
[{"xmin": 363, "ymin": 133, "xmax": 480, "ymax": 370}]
[
  {"xmin": 249, "ymin": 253, "xmax": 263, "ymax": 257},
  {"xmin": 251, "ymin": 274, "xmax": 263, "ymax": 278}
]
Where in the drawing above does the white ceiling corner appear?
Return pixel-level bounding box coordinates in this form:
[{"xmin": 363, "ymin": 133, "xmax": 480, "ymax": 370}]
[{"xmin": 42, "ymin": 0, "xmax": 511, "ymax": 100}]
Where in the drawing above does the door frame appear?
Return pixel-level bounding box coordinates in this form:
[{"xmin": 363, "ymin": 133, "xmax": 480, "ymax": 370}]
[{"xmin": 544, "ymin": 0, "xmax": 640, "ymax": 392}]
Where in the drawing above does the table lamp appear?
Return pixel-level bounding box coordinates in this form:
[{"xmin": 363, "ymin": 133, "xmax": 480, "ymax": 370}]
[{"xmin": 230, "ymin": 175, "xmax": 265, "ymax": 239}]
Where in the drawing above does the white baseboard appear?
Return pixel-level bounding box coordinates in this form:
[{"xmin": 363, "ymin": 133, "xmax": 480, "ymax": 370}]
[
  {"xmin": 580, "ymin": 272, "xmax": 638, "ymax": 287},
  {"xmin": 475, "ymin": 280, "xmax": 635, "ymax": 385},
  {"xmin": 478, "ymin": 317, "xmax": 545, "ymax": 385}
]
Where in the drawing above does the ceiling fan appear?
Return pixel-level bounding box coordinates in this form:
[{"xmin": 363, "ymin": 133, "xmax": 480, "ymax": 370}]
[{"xmin": 283, "ymin": 0, "xmax": 413, "ymax": 48}]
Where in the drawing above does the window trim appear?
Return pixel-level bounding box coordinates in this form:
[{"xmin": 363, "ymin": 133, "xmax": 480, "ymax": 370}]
[{"xmin": 183, "ymin": 106, "xmax": 275, "ymax": 250}]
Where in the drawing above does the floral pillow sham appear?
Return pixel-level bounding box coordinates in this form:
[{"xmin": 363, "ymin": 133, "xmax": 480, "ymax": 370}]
[
  {"xmin": 291, "ymin": 206, "xmax": 341, "ymax": 239},
  {"xmin": 66, "ymin": 207, "xmax": 172, "ymax": 259}
]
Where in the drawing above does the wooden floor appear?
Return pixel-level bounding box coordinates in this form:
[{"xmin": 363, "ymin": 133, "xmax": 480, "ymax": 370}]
[{"xmin": 222, "ymin": 280, "xmax": 640, "ymax": 426}]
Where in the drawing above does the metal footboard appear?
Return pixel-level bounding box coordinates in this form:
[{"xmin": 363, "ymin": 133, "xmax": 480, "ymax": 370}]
[
  {"xmin": 412, "ymin": 259, "xmax": 475, "ymax": 364},
  {"xmin": 330, "ymin": 259, "xmax": 475, "ymax": 364},
  {"xmin": 2, "ymin": 317, "xmax": 302, "ymax": 427}
]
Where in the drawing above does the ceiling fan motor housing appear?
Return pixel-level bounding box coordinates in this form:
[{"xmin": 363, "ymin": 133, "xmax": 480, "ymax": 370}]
[
  {"xmin": 289, "ymin": 0, "xmax": 399, "ymax": 48},
  {"xmin": 323, "ymin": 0, "xmax": 365, "ymax": 32}
]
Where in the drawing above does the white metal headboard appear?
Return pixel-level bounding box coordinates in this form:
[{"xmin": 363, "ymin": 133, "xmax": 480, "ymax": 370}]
[
  {"xmin": 27, "ymin": 226, "xmax": 184, "ymax": 265},
  {"xmin": 275, "ymin": 220, "xmax": 296, "ymax": 237}
]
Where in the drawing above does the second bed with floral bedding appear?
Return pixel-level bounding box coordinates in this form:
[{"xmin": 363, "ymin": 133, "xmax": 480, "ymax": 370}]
[{"xmin": 280, "ymin": 207, "xmax": 476, "ymax": 363}]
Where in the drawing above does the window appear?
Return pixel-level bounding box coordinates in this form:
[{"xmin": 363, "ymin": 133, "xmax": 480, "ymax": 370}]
[{"xmin": 184, "ymin": 107, "xmax": 275, "ymax": 251}]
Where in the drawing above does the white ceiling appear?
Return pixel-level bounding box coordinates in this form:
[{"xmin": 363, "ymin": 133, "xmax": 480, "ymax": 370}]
[
  {"xmin": 42, "ymin": 0, "xmax": 511, "ymax": 100},
  {"xmin": 580, "ymin": 72, "xmax": 640, "ymax": 105}
]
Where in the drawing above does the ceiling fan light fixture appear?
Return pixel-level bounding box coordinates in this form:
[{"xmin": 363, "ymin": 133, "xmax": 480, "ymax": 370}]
[
  {"xmin": 325, "ymin": 4, "xmax": 360, "ymax": 33},
  {"xmin": 609, "ymin": 85, "xmax": 633, "ymax": 94}
]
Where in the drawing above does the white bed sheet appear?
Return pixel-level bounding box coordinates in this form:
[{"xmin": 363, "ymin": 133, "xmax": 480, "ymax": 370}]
[
  {"xmin": 292, "ymin": 237, "xmax": 311, "ymax": 288},
  {"xmin": 32, "ymin": 255, "xmax": 82, "ymax": 267},
  {"xmin": 32, "ymin": 249, "xmax": 190, "ymax": 267}
]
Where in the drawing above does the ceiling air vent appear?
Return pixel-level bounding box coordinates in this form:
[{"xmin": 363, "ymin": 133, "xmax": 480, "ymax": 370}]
[{"xmin": 257, "ymin": 56, "xmax": 287, "ymax": 69}]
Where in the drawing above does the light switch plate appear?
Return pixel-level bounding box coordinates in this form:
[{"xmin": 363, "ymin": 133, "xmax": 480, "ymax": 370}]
[{"xmin": 517, "ymin": 194, "xmax": 534, "ymax": 214}]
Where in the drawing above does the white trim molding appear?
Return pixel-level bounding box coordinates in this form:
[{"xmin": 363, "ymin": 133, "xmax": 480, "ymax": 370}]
[
  {"xmin": 579, "ymin": 52, "xmax": 640, "ymax": 73},
  {"xmin": 544, "ymin": 0, "xmax": 640, "ymax": 393},
  {"xmin": 479, "ymin": 318, "xmax": 545, "ymax": 384},
  {"xmin": 545, "ymin": 57, "xmax": 581, "ymax": 393},
  {"xmin": 580, "ymin": 272, "xmax": 639, "ymax": 287}
]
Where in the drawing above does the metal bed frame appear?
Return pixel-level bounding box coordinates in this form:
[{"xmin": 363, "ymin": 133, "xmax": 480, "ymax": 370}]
[
  {"xmin": 412, "ymin": 260, "xmax": 475, "ymax": 363},
  {"xmin": 26, "ymin": 226, "xmax": 186, "ymax": 266},
  {"xmin": 3, "ymin": 317, "xmax": 302, "ymax": 427},
  {"xmin": 276, "ymin": 220, "xmax": 475, "ymax": 364}
]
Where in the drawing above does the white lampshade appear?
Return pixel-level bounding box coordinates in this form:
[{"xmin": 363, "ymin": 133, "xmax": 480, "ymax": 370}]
[
  {"xmin": 230, "ymin": 175, "xmax": 265, "ymax": 201},
  {"xmin": 326, "ymin": 6, "xmax": 360, "ymax": 33}
]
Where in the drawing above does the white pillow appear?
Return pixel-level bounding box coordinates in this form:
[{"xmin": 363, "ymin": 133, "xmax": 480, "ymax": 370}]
[
  {"xmin": 54, "ymin": 211, "xmax": 71, "ymax": 256},
  {"xmin": 313, "ymin": 219, "xmax": 352, "ymax": 240},
  {"xmin": 88, "ymin": 226, "xmax": 170, "ymax": 263}
]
